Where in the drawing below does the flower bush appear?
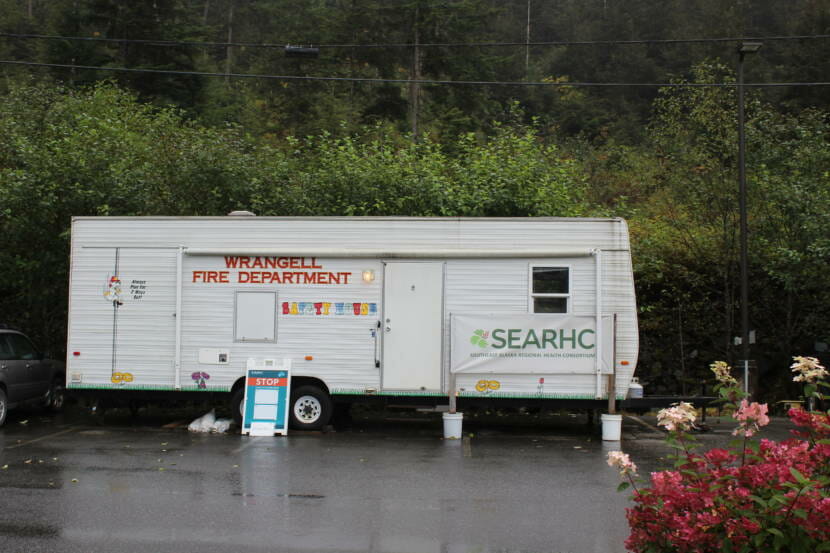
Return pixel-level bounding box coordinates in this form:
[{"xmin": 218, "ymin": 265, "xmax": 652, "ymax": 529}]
[{"xmin": 609, "ymin": 357, "xmax": 830, "ymax": 553}]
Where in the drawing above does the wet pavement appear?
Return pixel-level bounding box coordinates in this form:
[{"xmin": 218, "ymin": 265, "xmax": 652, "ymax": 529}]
[{"xmin": 0, "ymin": 404, "xmax": 801, "ymax": 553}]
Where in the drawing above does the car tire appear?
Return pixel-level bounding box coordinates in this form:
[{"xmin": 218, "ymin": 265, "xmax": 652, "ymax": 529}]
[
  {"xmin": 289, "ymin": 385, "xmax": 332, "ymax": 431},
  {"xmin": 0, "ymin": 388, "xmax": 7, "ymax": 427},
  {"xmin": 45, "ymin": 378, "xmax": 65, "ymax": 413},
  {"xmin": 230, "ymin": 387, "xmax": 244, "ymax": 426}
]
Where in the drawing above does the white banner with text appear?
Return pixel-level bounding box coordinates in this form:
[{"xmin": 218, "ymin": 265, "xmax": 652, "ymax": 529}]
[{"xmin": 451, "ymin": 314, "xmax": 614, "ymax": 374}]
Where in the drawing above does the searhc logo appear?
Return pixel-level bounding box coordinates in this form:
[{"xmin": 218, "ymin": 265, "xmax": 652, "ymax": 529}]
[{"xmin": 476, "ymin": 327, "xmax": 595, "ymax": 351}]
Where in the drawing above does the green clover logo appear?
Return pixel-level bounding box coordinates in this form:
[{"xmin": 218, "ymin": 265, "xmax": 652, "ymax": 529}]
[{"xmin": 470, "ymin": 329, "xmax": 489, "ymax": 348}]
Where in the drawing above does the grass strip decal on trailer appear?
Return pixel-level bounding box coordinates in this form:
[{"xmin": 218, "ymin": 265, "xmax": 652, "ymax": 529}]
[{"xmin": 68, "ymin": 383, "xmax": 232, "ymax": 392}]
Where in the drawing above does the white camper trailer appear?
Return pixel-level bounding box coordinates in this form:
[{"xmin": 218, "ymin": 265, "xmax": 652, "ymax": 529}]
[{"xmin": 66, "ymin": 216, "xmax": 638, "ymax": 429}]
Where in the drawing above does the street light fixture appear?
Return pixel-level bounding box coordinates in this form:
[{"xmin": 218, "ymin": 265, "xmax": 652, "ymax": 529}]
[
  {"xmin": 284, "ymin": 45, "xmax": 320, "ymax": 58},
  {"xmin": 737, "ymin": 41, "xmax": 761, "ymax": 396}
]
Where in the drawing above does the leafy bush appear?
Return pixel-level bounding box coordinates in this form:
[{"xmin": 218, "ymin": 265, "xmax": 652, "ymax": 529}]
[{"xmin": 608, "ymin": 358, "xmax": 830, "ymax": 553}]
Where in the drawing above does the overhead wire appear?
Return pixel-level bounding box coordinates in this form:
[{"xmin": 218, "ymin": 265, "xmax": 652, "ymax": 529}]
[
  {"xmin": 1, "ymin": 31, "xmax": 830, "ymax": 50},
  {"xmin": 2, "ymin": 59, "xmax": 829, "ymax": 87}
]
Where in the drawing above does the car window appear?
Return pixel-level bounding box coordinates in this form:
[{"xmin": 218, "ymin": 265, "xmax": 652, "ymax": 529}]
[
  {"xmin": 0, "ymin": 335, "xmax": 14, "ymax": 360},
  {"xmin": 6, "ymin": 333, "xmax": 38, "ymax": 360}
]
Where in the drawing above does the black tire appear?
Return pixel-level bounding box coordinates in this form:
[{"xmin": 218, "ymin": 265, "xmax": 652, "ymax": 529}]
[
  {"xmin": 289, "ymin": 385, "xmax": 332, "ymax": 431},
  {"xmin": 230, "ymin": 387, "xmax": 244, "ymax": 426},
  {"xmin": 0, "ymin": 388, "xmax": 7, "ymax": 427},
  {"xmin": 45, "ymin": 378, "xmax": 65, "ymax": 413}
]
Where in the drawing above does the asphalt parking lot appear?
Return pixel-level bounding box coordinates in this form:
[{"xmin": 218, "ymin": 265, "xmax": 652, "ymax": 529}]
[{"xmin": 0, "ymin": 403, "xmax": 801, "ymax": 553}]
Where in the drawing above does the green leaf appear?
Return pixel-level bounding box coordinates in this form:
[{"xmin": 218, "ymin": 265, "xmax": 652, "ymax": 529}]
[
  {"xmin": 748, "ymin": 495, "xmax": 767, "ymax": 508},
  {"xmin": 766, "ymin": 528, "xmax": 784, "ymax": 538},
  {"xmin": 616, "ymin": 482, "xmax": 630, "ymax": 492},
  {"xmin": 791, "ymin": 508, "xmax": 808, "ymax": 520},
  {"xmin": 789, "ymin": 467, "xmax": 810, "ymax": 485}
]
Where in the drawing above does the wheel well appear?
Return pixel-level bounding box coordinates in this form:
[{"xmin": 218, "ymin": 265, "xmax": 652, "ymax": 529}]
[
  {"xmin": 0, "ymin": 382, "xmax": 6, "ymax": 395},
  {"xmin": 231, "ymin": 377, "xmax": 245, "ymax": 394},
  {"xmin": 230, "ymin": 376, "xmax": 330, "ymax": 396},
  {"xmin": 291, "ymin": 376, "xmax": 330, "ymax": 395}
]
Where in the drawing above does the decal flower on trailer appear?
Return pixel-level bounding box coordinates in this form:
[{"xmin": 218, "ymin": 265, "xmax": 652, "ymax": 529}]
[{"xmin": 192, "ymin": 372, "xmax": 210, "ymax": 389}]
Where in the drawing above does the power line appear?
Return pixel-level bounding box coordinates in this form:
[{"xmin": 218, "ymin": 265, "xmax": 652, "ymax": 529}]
[
  {"xmin": 3, "ymin": 59, "xmax": 830, "ymax": 88},
  {"xmin": 1, "ymin": 31, "xmax": 829, "ymax": 50}
]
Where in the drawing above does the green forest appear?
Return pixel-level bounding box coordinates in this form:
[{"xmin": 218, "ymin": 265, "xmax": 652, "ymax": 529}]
[{"xmin": 1, "ymin": 0, "xmax": 828, "ymax": 400}]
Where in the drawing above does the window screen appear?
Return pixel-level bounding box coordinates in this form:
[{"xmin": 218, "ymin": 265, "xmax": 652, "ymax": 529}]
[
  {"xmin": 234, "ymin": 291, "xmax": 277, "ymax": 342},
  {"xmin": 531, "ymin": 266, "xmax": 570, "ymax": 314}
]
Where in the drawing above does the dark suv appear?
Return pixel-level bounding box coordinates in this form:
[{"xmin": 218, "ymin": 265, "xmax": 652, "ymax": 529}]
[{"xmin": 0, "ymin": 327, "xmax": 65, "ymax": 427}]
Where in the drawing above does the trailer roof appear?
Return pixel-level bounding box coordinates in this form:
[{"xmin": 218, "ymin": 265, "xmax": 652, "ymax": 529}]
[{"xmin": 72, "ymin": 216, "xmax": 625, "ymax": 222}]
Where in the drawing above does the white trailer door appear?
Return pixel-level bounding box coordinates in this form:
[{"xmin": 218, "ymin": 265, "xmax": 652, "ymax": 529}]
[
  {"xmin": 382, "ymin": 262, "xmax": 444, "ymax": 391},
  {"xmin": 68, "ymin": 247, "xmax": 178, "ymax": 388}
]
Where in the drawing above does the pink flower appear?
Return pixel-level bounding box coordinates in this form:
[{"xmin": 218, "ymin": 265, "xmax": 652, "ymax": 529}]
[
  {"xmin": 607, "ymin": 450, "xmax": 638, "ymax": 476},
  {"xmin": 733, "ymin": 399, "xmax": 770, "ymax": 437},
  {"xmin": 788, "ymin": 408, "xmax": 830, "ymax": 439},
  {"xmin": 791, "ymin": 355, "xmax": 827, "ymax": 383},
  {"xmin": 704, "ymin": 448, "xmax": 736, "ymax": 466},
  {"xmin": 657, "ymin": 401, "xmax": 697, "ymax": 432},
  {"xmin": 734, "ymin": 399, "xmax": 770, "ymax": 425}
]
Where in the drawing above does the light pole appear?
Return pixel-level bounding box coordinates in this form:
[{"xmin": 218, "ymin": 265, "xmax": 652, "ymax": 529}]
[{"xmin": 737, "ymin": 41, "xmax": 761, "ymax": 396}]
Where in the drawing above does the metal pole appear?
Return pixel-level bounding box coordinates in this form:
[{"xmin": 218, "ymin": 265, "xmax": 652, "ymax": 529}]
[
  {"xmin": 525, "ymin": 0, "xmax": 531, "ymax": 78},
  {"xmin": 738, "ymin": 47, "xmax": 751, "ymax": 398},
  {"xmin": 736, "ymin": 42, "xmax": 761, "ymax": 396},
  {"xmin": 607, "ymin": 314, "xmax": 617, "ymax": 414}
]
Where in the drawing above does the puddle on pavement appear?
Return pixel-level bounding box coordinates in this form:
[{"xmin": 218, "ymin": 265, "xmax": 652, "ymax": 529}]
[
  {"xmin": 230, "ymin": 492, "xmax": 325, "ymax": 499},
  {"xmin": 0, "ymin": 521, "xmax": 60, "ymax": 538}
]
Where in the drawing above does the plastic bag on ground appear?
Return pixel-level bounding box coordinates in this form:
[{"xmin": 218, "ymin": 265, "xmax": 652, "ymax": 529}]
[
  {"xmin": 211, "ymin": 418, "xmax": 232, "ymax": 433},
  {"xmin": 187, "ymin": 409, "xmax": 216, "ymax": 433}
]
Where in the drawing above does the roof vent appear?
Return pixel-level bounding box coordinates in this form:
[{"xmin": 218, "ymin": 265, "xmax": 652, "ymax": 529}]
[{"xmin": 227, "ymin": 210, "xmax": 256, "ymax": 217}]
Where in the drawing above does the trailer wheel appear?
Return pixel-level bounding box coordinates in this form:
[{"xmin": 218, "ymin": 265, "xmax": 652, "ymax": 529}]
[
  {"xmin": 230, "ymin": 388, "xmax": 244, "ymax": 426},
  {"xmin": 290, "ymin": 385, "xmax": 332, "ymax": 431}
]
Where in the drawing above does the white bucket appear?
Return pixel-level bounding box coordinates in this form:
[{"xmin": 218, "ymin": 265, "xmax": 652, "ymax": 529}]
[
  {"xmin": 442, "ymin": 412, "xmax": 463, "ymax": 439},
  {"xmin": 601, "ymin": 413, "xmax": 623, "ymax": 441}
]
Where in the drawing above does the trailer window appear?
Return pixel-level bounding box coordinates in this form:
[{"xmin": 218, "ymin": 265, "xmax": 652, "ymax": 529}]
[
  {"xmin": 234, "ymin": 291, "xmax": 277, "ymax": 342},
  {"xmin": 530, "ymin": 266, "xmax": 569, "ymax": 313}
]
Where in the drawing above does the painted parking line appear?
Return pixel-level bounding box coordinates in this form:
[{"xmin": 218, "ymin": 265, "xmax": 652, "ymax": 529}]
[
  {"xmin": 4, "ymin": 426, "xmax": 81, "ymax": 450},
  {"xmin": 624, "ymin": 414, "xmax": 663, "ymax": 434}
]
